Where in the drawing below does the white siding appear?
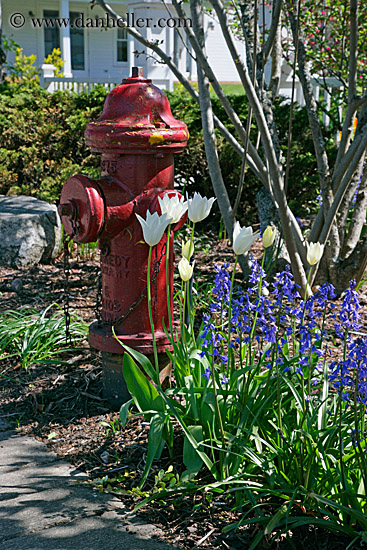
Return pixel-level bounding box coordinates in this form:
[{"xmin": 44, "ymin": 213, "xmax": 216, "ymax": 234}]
[
  {"xmin": 3, "ymin": 0, "xmax": 39, "ymax": 66},
  {"xmin": 3, "ymin": 0, "xmax": 130, "ymax": 79},
  {"xmin": 204, "ymin": 15, "xmax": 244, "ymax": 83},
  {"xmin": 2, "ymin": 0, "xmax": 271, "ymax": 88}
]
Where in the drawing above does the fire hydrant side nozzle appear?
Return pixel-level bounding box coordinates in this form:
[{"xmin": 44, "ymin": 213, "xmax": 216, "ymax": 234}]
[{"xmin": 59, "ymin": 67, "xmax": 189, "ymax": 408}]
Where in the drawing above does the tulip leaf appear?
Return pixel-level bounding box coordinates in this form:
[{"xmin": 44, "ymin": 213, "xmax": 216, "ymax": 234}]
[
  {"xmin": 122, "ymin": 353, "xmax": 165, "ymax": 414},
  {"xmin": 182, "ymin": 425, "xmax": 204, "ymax": 481},
  {"xmin": 119, "ymin": 399, "xmax": 133, "ymax": 426},
  {"xmin": 139, "ymin": 412, "xmax": 166, "ymax": 488},
  {"xmin": 112, "ymin": 332, "xmax": 160, "ymax": 386}
]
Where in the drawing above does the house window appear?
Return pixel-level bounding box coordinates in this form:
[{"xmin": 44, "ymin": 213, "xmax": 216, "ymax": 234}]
[
  {"xmin": 117, "ymin": 28, "xmax": 128, "ymax": 62},
  {"xmin": 70, "ymin": 12, "xmax": 85, "ymax": 70},
  {"xmin": 44, "ymin": 10, "xmax": 60, "ymax": 58}
]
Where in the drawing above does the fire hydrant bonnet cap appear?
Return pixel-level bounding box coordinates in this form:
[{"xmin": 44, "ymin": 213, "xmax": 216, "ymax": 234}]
[{"xmin": 85, "ymin": 67, "xmax": 189, "ymax": 153}]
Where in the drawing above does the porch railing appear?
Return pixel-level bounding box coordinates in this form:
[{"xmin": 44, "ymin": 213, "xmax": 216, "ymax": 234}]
[
  {"xmin": 40, "ymin": 76, "xmax": 121, "ymax": 93},
  {"xmin": 39, "ymin": 64, "xmax": 122, "ymax": 93}
]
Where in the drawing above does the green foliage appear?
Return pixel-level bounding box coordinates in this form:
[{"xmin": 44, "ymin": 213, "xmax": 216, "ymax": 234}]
[
  {"xmin": 0, "ymin": 86, "xmax": 107, "ymax": 202},
  {"xmin": 0, "ymin": 304, "xmax": 87, "ymax": 368},
  {"xmin": 7, "ymin": 47, "xmax": 40, "ymax": 87},
  {"xmin": 118, "ymin": 224, "xmax": 367, "ymax": 546},
  {"xmin": 297, "ymin": 0, "xmax": 367, "ymax": 84},
  {"xmin": 0, "ymin": 85, "xmax": 336, "ymax": 218},
  {"xmin": 44, "ymin": 48, "xmax": 65, "ymax": 77}
]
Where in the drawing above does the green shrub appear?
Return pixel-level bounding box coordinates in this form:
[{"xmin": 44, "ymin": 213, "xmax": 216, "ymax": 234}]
[
  {"xmin": 7, "ymin": 47, "xmax": 40, "ymax": 87},
  {"xmin": 0, "ymin": 84, "xmax": 337, "ymax": 220},
  {"xmin": 43, "ymin": 48, "xmax": 65, "ymax": 77},
  {"xmin": 0, "ymin": 85, "xmax": 106, "ymax": 202}
]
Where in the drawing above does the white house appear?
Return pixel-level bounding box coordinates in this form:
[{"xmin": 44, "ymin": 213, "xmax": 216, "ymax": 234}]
[
  {"xmin": 4, "ymin": 0, "xmax": 339, "ymax": 111},
  {"xmin": 3, "ymin": 0, "xmax": 253, "ymax": 91}
]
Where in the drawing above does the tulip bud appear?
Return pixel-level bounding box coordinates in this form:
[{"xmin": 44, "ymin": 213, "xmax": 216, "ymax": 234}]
[
  {"xmin": 178, "ymin": 257, "xmax": 193, "ymax": 282},
  {"xmin": 306, "ymin": 241, "xmax": 324, "ymax": 266},
  {"xmin": 187, "ymin": 192, "xmax": 216, "ymax": 223},
  {"xmin": 182, "ymin": 240, "xmax": 194, "ymax": 260},
  {"xmin": 232, "ymin": 222, "xmax": 259, "ymax": 256},
  {"xmin": 136, "ymin": 211, "xmax": 171, "ymax": 247},
  {"xmin": 158, "ymin": 194, "xmax": 187, "ymax": 225},
  {"xmin": 262, "ymin": 226, "xmax": 276, "ymax": 248}
]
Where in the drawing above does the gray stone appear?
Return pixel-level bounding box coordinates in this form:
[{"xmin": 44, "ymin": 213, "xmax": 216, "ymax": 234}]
[
  {"xmin": 0, "ymin": 195, "xmax": 62, "ymax": 268},
  {"xmin": 10, "ymin": 278, "xmax": 23, "ymax": 293}
]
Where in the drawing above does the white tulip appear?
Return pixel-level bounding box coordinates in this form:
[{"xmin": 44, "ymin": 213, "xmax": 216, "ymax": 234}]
[
  {"xmin": 187, "ymin": 192, "xmax": 216, "ymax": 223},
  {"xmin": 262, "ymin": 226, "xmax": 277, "ymax": 248},
  {"xmin": 136, "ymin": 211, "xmax": 172, "ymax": 247},
  {"xmin": 158, "ymin": 194, "xmax": 188, "ymax": 225},
  {"xmin": 232, "ymin": 222, "xmax": 259, "ymax": 255},
  {"xmin": 182, "ymin": 240, "xmax": 194, "ymax": 260},
  {"xmin": 306, "ymin": 241, "xmax": 324, "ymax": 266},
  {"xmin": 178, "ymin": 257, "xmax": 194, "ymax": 282}
]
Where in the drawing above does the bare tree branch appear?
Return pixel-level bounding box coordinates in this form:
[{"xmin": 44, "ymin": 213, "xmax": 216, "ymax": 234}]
[
  {"xmin": 316, "ymin": 124, "xmax": 367, "ymax": 256},
  {"xmin": 332, "ymin": 114, "xmax": 367, "ymax": 193},
  {"xmin": 286, "ymin": 3, "xmax": 331, "ymax": 202},
  {"xmin": 333, "ymin": 0, "xmax": 359, "ymax": 172},
  {"xmin": 210, "ymin": 0, "xmax": 308, "ymax": 286},
  {"xmin": 262, "ymin": 0, "xmax": 283, "ymax": 66},
  {"xmin": 269, "ymin": 14, "xmax": 282, "ymax": 97},
  {"xmin": 337, "ymin": 154, "xmax": 365, "ymax": 250},
  {"xmin": 286, "ymin": 1, "xmax": 342, "ymax": 284},
  {"xmin": 171, "ymin": 0, "xmax": 265, "ymax": 174},
  {"xmin": 341, "ymin": 162, "xmax": 367, "ymax": 259},
  {"xmin": 209, "ymin": 0, "xmax": 281, "ymax": 175}
]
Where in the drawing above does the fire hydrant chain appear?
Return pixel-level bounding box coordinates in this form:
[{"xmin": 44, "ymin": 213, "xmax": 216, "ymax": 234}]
[
  {"xmin": 96, "ymin": 245, "xmax": 165, "ymax": 328},
  {"xmin": 63, "ymin": 235, "xmax": 72, "ymax": 345}
]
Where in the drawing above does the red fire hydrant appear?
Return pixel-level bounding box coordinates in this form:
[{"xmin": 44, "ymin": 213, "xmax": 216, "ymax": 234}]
[{"xmin": 58, "ymin": 67, "xmax": 188, "ymax": 407}]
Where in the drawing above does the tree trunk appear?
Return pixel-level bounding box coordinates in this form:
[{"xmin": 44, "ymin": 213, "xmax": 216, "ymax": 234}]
[{"xmin": 0, "ymin": 0, "xmax": 5, "ymax": 84}]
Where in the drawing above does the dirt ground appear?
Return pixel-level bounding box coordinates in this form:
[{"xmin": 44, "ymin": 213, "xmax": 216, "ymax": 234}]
[{"xmin": 0, "ymin": 236, "xmax": 363, "ymax": 549}]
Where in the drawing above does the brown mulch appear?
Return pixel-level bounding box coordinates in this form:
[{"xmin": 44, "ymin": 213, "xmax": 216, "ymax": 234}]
[{"xmin": 0, "ymin": 236, "xmax": 364, "ymax": 549}]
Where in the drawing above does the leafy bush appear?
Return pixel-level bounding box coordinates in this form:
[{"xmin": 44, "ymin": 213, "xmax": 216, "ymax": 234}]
[
  {"xmin": 6, "ymin": 47, "xmax": 40, "ymax": 87},
  {"xmin": 0, "ymin": 83, "xmax": 337, "ymax": 221},
  {"xmin": 44, "ymin": 48, "xmax": 65, "ymax": 77},
  {"xmin": 0, "ymin": 85, "xmax": 106, "ymax": 202}
]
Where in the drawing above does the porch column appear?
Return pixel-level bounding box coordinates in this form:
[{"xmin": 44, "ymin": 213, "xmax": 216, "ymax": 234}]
[{"xmin": 60, "ymin": 0, "xmax": 72, "ymax": 77}]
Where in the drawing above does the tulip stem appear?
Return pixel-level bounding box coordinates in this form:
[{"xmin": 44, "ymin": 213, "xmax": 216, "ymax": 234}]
[
  {"xmin": 182, "ymin": 280, "xmax": 189, "ymax": 370},
  {"xmin": 301, "ymin": 267, "xmax": 312, "ymax": 325},
  {"xmin": 189, "ymin": 222, "xmax": 195, "ymax": 258},
  {"xmin": 147, "ymin": 245, "xmax": 159, "ymax": 377},
  {"xmin": 165, "ymin": 225, "xmax": 174, "ymax": 340}
]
